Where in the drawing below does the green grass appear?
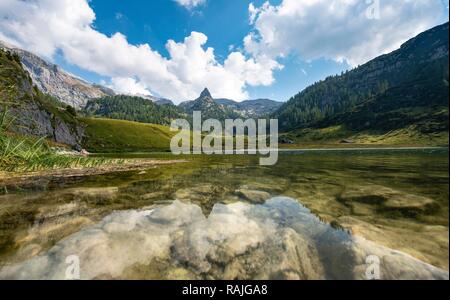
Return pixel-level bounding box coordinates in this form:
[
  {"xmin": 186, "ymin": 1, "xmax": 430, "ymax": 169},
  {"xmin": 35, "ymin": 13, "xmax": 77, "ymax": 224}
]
[
  {"xmin": 284, "ymin": 125, "xmax": 350, "ymax": 142},
  {"xmin": 282, "ymin": 125, "xmax": 449, "ymax": 148},
  {"xmin": 1, "ymin": 49, "xmax": 114, "ymax": 172},
  {"xmin": 0, "ymin": 110, "xmax": 112, "ymax": 172},
  {"xmin": 351, "ymin": 126, "xmax": 449, "ymax": 146},
  {"xmin": 83, "ymin": 116, "xmax": 449, "ymax": 154},
  {"xmin": 81, "ymin": 117, "xmax": 252, "ymax": 153},
  {"xmin": 82, "ymin": 118, "xmax": 176, "ymax": 153},
  {"xmin": 0, "ymin": 132, "xmax": 112, "ymax": 173}
]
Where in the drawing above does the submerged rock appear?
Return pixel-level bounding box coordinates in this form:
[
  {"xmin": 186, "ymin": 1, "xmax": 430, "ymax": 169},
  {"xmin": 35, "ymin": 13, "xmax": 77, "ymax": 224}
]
[
  {"xmin": 335, "ymin": 215, "xmax": 449, "ymax": 270},
  {"xmin": 174, "ymin": 185, "xmax": 229, "ymax": 215},
  {"xmin": 340, "ymin": 139, "xmax": 355, "ymax": 144},
  {"xmin": 175, "ymin": 185, "xmax": 227, "ymax": 203},
  {"xmin": 339, "ymin": 185, "xmax": 438, "ymax": 216},
  {"xmin": 0, "ymin": 198, "xmax": 447, "ymax": 280},
  {"xmin": 140, "ymin": 191, "xmax": 167, "ymax": 200},
  {"xmin": 64, "ymin": 187, "xmax": 119, "ymax": 198},
  {"xmin": 235, "ymin": 189, "xmax": 271, "ymax": 204}
]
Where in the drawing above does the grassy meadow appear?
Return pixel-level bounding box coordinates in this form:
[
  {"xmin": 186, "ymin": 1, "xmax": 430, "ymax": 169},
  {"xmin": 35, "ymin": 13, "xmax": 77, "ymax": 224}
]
[
  {"xmin": 81, "ymin": 116, "xmax": 449, "ymax": 153},
  {"xmin": 81, "ymin": 117, "xmax": 176, "ymax": 153},
  {"xmin": 280, "ymin": 125, "xmax": 449, "ymax": 148}
]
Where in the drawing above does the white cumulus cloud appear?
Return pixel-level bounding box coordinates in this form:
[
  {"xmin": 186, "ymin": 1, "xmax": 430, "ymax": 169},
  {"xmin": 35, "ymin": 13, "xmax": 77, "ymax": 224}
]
[
  {"xmin": 0, "ymin": 0, "xmax": 279, "ymax": 102},
  {"xmin": 109, "ymin": 77, "xmax": 151, "ymax": 96},
  {"xmin": 174, "ymin": 0, "xmax": 206, "ymax": 9},
  {"xmin": 246, "ymin": 0, "xmax": 449, "ymax": 66}
]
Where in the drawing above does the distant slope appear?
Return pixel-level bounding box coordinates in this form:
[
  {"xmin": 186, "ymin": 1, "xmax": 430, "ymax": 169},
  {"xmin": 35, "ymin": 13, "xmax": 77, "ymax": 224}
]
[
  {"xmin": 81, "ymin": 118, "xmax": 175, "ymax": 152},
  {"xmin": 84, "ymin": 95, "xmax": 186, "ymax": 126},
  {"xmin": 274, "ymin": 22, "xmax": 449, "ymax": 138},
  {"xmin": 0, "ymin": 40, "xmax": 114, "ymax": 108},
  {"xmin": 0, "ymin": 48, "xmax": 84, "ymax": 148},
  {"xmin": 317, "ymin": 78, "xmax": 448, "ymax": 134},
  {"xmin": 215, "ymin": 98, "xmax": 282, "ymax": 118},
  {"xmin": 154, "ymin": 98, "xmax": 175, "ymax": 106},
  {"xmin": 135, "ymin": 94, "xmax": 175, "ymax": 106}
]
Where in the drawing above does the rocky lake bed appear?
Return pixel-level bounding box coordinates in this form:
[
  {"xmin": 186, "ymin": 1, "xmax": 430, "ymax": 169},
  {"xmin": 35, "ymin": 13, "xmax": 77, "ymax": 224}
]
[{"xmin": 0, "ymin": 149, "xmax": 448, "ymax": 279}]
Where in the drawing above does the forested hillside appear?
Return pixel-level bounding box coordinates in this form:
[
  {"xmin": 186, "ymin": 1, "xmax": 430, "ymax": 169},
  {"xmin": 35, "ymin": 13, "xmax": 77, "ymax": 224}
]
[
  {"xmin": 274, "ymin": 22, "xmax": 449, "ymax": 134},
  {"xmin": 84, "ymin": 95, "xmax": 186, "ymax": 126}
]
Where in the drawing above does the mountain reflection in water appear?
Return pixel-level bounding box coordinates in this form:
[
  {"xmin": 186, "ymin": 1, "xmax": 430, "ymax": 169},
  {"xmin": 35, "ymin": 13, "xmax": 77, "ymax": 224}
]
[{"xmin": 0, "ymin": 197, "xmax": 447, "ymax": 280}]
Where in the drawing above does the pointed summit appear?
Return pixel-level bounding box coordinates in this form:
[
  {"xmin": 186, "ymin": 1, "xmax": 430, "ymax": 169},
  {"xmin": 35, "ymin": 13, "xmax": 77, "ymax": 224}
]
[{"xmin": 199, "ymin": 88, "xmax": 212, "ymax": 99}]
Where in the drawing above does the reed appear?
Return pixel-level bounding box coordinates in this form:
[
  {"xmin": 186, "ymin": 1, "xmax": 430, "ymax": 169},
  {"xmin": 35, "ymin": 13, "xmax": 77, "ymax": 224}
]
[{"xmin": 0, "ymin": 108, "xmax": 113, "ymax": 172}]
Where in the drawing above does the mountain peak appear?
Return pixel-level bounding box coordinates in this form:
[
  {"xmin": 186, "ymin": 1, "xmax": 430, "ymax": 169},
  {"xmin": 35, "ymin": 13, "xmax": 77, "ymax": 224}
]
[{"xmin": 199, "ymin": 88, "xmax": 212, "ymax": 99}]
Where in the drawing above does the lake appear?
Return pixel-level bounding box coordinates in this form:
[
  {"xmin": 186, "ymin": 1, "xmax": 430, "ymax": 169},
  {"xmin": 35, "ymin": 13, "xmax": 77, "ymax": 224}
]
[{"xmin": 0, "ymin": 149, "xmax": 448, "ymax": 279}]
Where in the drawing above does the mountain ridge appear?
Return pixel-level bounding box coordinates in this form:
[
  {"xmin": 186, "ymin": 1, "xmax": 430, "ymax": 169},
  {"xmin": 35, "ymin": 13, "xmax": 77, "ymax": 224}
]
[
  {"xmin": 180, "ymin": 88, "xmax": 282, "ymax": 119},
  {"xmin": 0, "ymin": 41, "xmax": 282, "ymax": 118},
  {"xmin": 179, "ymin": 88, "xmax": 241, "ymax": 120},
  {"xmin": 273, "ymin": 22, "xmax": 449, "ymax": 137},
  {"xmin": 0, "ymin": 40, "xmax": 114, "ymax": 109},
  {"xmin": 215, "ymin": 98, "xmax": 282, "ymax": 118},
  {"xmin": 1, "ymin": 22, "xmax": 448, "ymax": 147}
]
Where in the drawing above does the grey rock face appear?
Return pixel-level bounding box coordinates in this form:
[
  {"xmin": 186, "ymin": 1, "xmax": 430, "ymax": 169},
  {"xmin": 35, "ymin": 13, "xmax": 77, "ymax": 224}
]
[
  {"xmin": 0, "ymin": 40, "xmax": 113, "ymax": 109},
  {"xmin": 1, "ymin": 40, "xmax": 86, "ymax": 147},
  {"xmin": 10, "ymin": 102, "xmax": 84, "ymax": 148},
  {"xmin": 199, "ymin": 88, "xmax": 212, "ymax": 98},
  {"xmin": 53, "ymin": 118, "xmax": 85, "ymax": 147}
]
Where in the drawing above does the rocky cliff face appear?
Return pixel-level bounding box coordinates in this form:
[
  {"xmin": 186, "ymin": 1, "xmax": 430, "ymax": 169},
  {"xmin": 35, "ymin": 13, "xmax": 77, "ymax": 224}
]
[
  {"xmin": 8, "ymin": 100, "xmax": 85, "ymax": 149},
  {"xmin": 0, "ymin": 47, "xmax": 85, "ymax": 148},
  {"xmin": 0, "ymin": 40, "xmax": 114, "ymax": 109}
]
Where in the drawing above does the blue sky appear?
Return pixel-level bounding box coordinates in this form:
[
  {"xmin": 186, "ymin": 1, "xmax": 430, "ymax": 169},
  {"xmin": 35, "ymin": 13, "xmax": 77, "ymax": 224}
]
[
  {"xmin": 1, "ymin": 0, "xmax": 449, "ymax": 103},
  {"xmin": 56, "ymin": 0, "xmax": 351, "ymax": 102}
]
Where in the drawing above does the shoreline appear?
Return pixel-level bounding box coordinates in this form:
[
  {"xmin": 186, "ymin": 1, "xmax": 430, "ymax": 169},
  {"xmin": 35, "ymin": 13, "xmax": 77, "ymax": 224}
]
[
  {"xmin": 0, "ymin": 159, "xmax": 186, "ymax": 185},
  {"xmin": 277, "ymin": 146, "xmax": 449, "ymax": 152},
  {"xmin": 90, "ymin": 146, "xmax": 449, "ymax": 156},
  {"xmin": 2, "ymin": 146, "xmax": 446, "ymax": 184}
]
